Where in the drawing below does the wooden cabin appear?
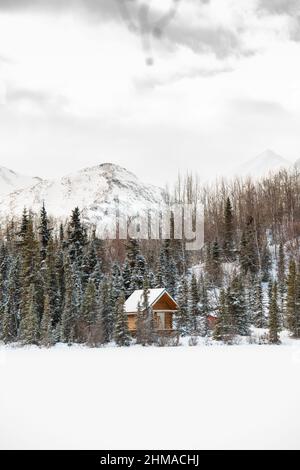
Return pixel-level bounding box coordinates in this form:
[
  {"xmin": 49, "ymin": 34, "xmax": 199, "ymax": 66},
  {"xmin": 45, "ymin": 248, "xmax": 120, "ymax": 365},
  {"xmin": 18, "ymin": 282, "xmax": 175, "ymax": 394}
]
[
  {"xmin": 125, "ymin": 288, "xmax": 178, "ymax": 333},
  {"xmin": 207, "ymin": 313, "xmax": 218, "ymax": 330}
]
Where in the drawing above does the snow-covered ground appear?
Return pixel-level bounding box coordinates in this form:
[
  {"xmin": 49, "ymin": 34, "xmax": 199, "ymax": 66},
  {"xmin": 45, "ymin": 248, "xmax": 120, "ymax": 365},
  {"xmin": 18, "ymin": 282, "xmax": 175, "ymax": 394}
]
[{"xmin": 1, "ymin": 334, "xmax": 300, "ymax": 450}]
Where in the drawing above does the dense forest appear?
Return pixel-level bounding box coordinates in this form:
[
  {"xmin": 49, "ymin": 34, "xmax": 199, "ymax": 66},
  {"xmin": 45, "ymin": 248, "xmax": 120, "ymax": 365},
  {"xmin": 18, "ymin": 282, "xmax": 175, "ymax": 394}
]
[{"xmin": 1, "ymin": 167, "xmax": 300, "ymax": 347}]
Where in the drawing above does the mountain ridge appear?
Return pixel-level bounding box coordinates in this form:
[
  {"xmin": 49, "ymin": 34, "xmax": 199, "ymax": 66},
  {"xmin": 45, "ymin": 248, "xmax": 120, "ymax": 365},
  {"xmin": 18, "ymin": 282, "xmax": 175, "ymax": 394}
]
[
  {"xmin": 0, "ymin": 162, "xmax": 165, "ymax": 228},
  {"xmin": 233, "ymin": 149, "xmax": 291, "ymax": 179},
  {"xmin": 0, "ymin": 152, "xmax": 299, "ymax": 224}
]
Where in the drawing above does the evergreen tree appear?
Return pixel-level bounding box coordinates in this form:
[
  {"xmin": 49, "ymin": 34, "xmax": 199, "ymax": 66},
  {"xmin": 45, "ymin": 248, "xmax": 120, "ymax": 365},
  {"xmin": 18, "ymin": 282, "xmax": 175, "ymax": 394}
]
[
  {"xmin": 135, "ymin": 300, "xmax": 145, "ymax": 345},
  {"xmin": 198, "ymin": 275, "xmax": 210, "ymax": 336},
  {"xmin": 38, "ymin": 202, "xmax": 52, "ymax": 261},
  {"xmin": 114, "ymin": 291, "xmax": 130, "ymax": 347},
  {"xmin": 59, "ymin": 223, "xmax": 65, "ymax": 245},
  {"xmin": 261, "ymin": 242, "xmax": 272, "ymax": 283},
  {"xmin": 82, "ymin": 240, "xmax": 98, "ymax": 286},
  {"xmin": 125, "ymin": 238, "xmax": 140, "ymax": 270},
  {"xmin": 189, "ymin": 274, "xmax": 200, "ymax": 333},
  {"xmin": 240, "ymin": 216, "xmax": 259, "ymax": 276},
  {"xmin": 81, "ymin": 279, "xmax": 98, "ymax": 339},
  {"xmin": 223, "ymin": 197, "xmax": 235, "ymax": 261},
  {"xmin": 131, "ymin": 264, "xmax": 145, "ymax": 291},
  {"xmin": 228, "ymin": 276, "xmax": 249, "ymax": 336},
  {"xmin": 143, "ymin": 280, "xmax": 154, "ymax": 344},
  {"xmin": 253, "ymin": 278, "xmax": 265, "ymax": 328},
  {"xmin": 68, "ymin": 207, "xmax": 87, "ymax": 262},
  {"xmin": 269, "ymin": 282, "xmax": 281, "ymax": 344},
  {"xmin": 2, "ymin": 304, "xmax": 15, "ymax": 344},
  {"xmin": 175, "ymin": 275, "xmax": 190, "ymax": 336},
  {"xmin": 18, "ymin": 208, "xmax": 29, "ymax": 242},
  {"xmin": 55, "ymin": 246, "xmax": 65, "ymax": 318},
  {"xmin": 293, "ymin": 269, "xmax": 300, "ymax": 338},
  {"xmin": 286, "ymin": 259, "xmax": 296, "ymax": 333},
  {"xmin": 136, "ymin": 281, "xmax": 154, "ymax": 345},
  {"xmin": 5, "ymin": 256, "xmax": 21, "ymax": 340},
  {"xmin": 154, "ymin": 251, "xmax": 167, "ymax": 288},
  {"xmin": 210, "ymin": 239, "xmax": 222, "ymax": 287},
  {"xmin": 122, "ymin": 259, "xmax": 133, "ymax": 298},
  {"xmin": 91, "ymin": 260, "xmax": 103, "ymax": 289},
  {"xmin": 19, "ymin": 283, "xmax": 39, "ymax": 345},
  {"xmin": 213, "ymin": 289, "xmax": 233, "ymax": 342},
  {"xmin": 99, "ymin": 277, "xmax": 114, "ymax": 343},
  {"xmin": 40, "ymin": 293, "xmax": 53, "ymax": 347},
  {"xmin": 111, "ymin": 263, "xmax": 124, "ymax": 319},
  {"xmin": 19, "ymin": 215, "xmax": 40, "ymax": 337},
  {"xmin": 60, "ymin": 256, "xmax": 77, "ymax": 344},
  {"xmin": 277, "ymin": 242, "xmax": 286, "ymax": 316}
]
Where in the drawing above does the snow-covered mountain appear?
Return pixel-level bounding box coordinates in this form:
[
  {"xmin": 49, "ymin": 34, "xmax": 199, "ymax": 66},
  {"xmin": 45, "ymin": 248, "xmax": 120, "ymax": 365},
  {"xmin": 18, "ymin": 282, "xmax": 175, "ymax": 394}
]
[
  {"xmin": 234, "ymin": 149, "xmax": 291, "ymax": 179},
  {"xmin": 0, "ymin": 166, "xmax": 42, "ymax": 199},
  {"xmin": 0, "ymin": 163, "xmax": 165, "ymax": 227}
]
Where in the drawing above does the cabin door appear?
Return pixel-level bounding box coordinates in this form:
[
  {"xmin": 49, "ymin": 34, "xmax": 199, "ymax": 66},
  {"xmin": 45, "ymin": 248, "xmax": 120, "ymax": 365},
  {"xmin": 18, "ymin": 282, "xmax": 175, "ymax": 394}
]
[{"xmin": 156, "ymin": 312, "xmax": 165, "ymax": 330}]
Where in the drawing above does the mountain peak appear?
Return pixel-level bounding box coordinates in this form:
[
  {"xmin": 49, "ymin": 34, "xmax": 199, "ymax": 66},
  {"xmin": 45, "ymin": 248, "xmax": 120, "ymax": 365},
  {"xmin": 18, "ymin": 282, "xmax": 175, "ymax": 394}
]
[
  {"xmin": 254, "ymin": 149, "xmax": 287, "ymax": 163},
  {"xmin": 0, "ymin": 165, "xmax": 42, "ymax": 198},
  {"xmin": 235, "ymin": 150, "xmax": 291, "ymax": 178}
]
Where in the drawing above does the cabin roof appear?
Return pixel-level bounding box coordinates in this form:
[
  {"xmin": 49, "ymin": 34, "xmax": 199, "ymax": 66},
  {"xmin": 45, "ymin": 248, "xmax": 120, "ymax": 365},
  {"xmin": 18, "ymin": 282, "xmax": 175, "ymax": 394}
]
[{"xmin": 125, "ymin": 288, "xmax": 178, "ymax": 314}]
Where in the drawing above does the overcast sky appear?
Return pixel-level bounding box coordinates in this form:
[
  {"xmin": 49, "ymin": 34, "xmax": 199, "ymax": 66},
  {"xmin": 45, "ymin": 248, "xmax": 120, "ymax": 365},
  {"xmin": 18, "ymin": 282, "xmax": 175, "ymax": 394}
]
[{"xmin": 1, "ymin": 0, "xmax": 300, "ymax": 185}]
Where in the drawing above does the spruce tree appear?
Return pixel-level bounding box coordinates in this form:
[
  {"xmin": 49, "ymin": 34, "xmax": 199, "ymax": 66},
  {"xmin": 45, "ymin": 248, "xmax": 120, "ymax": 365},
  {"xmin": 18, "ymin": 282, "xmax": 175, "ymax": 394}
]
[
  {"xmin": 198, "ymin": 275, "xmax": 209, "ymax": 336},
  {"xmin": 82, "ymin": 240, "xmax": 98, "ymax": 286},
  {"xmin": 223, "ymin": 197, "xmax": 235, "ymax": 261},
  {"xmin": 135, "ymin": 300, "xmax": 145, "ymax": 345},
  {"xmin": 43, "ymin": 238, "xmax": 60, "ymax": 327},
  {"xmin": 1, "ymin": 256, "xmax": 20, "ymax": 342},
  {"xmin": 253, "ymin": 278, "xmax": 265, "ymax": 328},
  {"xmin": 143, "ymin": 280, "xmax": 154, "ymax": 344},
  {"xmin": 175, "ymin": 275, "xmax": 190, "ymax": 335},
  {"xmin": 59, "ymin": 223, "xmax": 65, "ymax": 245},
  {"xmin": 19, "ymin": 215, "xmax": 41, "ymax": 341},
  {"xmin": 277, "ymin": 242, "xmax": 286, "ymax": 316},
  {"xmin": 18, "ymin": 208, "xmax": 29, "ymax": 242},
  {"xmin": 40, "ymin": 293, "xmax": 53, "ymax": 347},
  {"xmin": 293, "ymin": 269, "xmax": 300, "ymax": 338},
  {"xmin": 268, "ymin": 282, "xmax": 281, "ymax": 344},
  {"xmin": 55, "ymin": 246, "xmax": 65, "ymax": 319},
  {"xmin": 213, "ymin": 289, "xmax": 233, "ymax": 342},
  {"xmin": 286, "ymin": 259, "xmax": 296, "ymax": 333},
  {"xmin": 240, "ymin": 216, "xmax": 259, "ymax": 277},
  {"xmin": 81, "ymin": 279, "xmax": 98, "ymax": 342},
  {"xmin": 122, "ymin": 259, "xmax": 133, "ymax": 298},
  {"xmin": 261, "ymin": 242, "xmax": 271, "ymax": 283},
  {"xmin": 38, "ymin": 202, "xmax": 53, "ymax": 261},
  {"xmin": 2, "ymin": 304, "xmax": 15, "ymax": 344},
  {"xmin": 19, "ymin": 283, "xmax": 39, "ymax": 345},
  {"xmin": 189, "ymin": 274, "xmax": 200, "ymax": 333},
  {"xmin": 210, "ymin": 239, "xmax": 222, "ymax": 287},
  {"xmin": 68, "ymin": 207, "xmax": 87, "ymax": 262},
  {"xmin": 99, "ymin": 277, "xmax": 114, "ymax": 343},
  {"xmin": 125, "ymin": 238, "xmax": 140, "ymax": 270},
  {"xmin": 114, "ymin": 291, "xmax": 130, "ymax": 347},
  {"xmin": 228, "ymin": 276, "xmax": 249, "ymax": 336},
  {"xmin": 60, "ymin": 256, "xmax": 77, "ymax": 344}
]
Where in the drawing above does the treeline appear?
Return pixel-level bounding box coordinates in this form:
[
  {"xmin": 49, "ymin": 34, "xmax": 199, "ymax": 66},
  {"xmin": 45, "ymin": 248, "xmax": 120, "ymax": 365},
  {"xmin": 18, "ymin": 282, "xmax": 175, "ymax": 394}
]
[
  {"xmin": 0, "ymin": 204, "xmax": 187, "ymax": 347},
  {"xmin": 1, "ymin": 168, "xmax": 300, "ymax": 347}
]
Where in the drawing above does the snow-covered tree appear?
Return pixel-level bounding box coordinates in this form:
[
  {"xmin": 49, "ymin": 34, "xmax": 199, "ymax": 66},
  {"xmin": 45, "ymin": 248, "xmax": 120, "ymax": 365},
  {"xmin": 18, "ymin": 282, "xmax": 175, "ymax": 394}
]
[
  {"xmin": 253, "ymin": 277, "xmax": 266, "ymax": 328},
  {"xmin": 114, "ymin": 292, "xmax": 130, "ymax": 347},
  {"xmin": 175, "ymin": 275, "xmax": 190, "ymax": 335},
  {"xmin": 268, "ymin": 282, "xmax": 281, "ymax": 344}
]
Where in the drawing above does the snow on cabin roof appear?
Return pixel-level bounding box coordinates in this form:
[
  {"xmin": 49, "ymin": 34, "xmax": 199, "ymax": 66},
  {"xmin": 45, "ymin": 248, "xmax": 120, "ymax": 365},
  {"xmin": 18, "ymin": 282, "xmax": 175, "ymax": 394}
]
[{"xmin": 125, "ymin": 288, "xmax": 176, "ymax": 314}]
